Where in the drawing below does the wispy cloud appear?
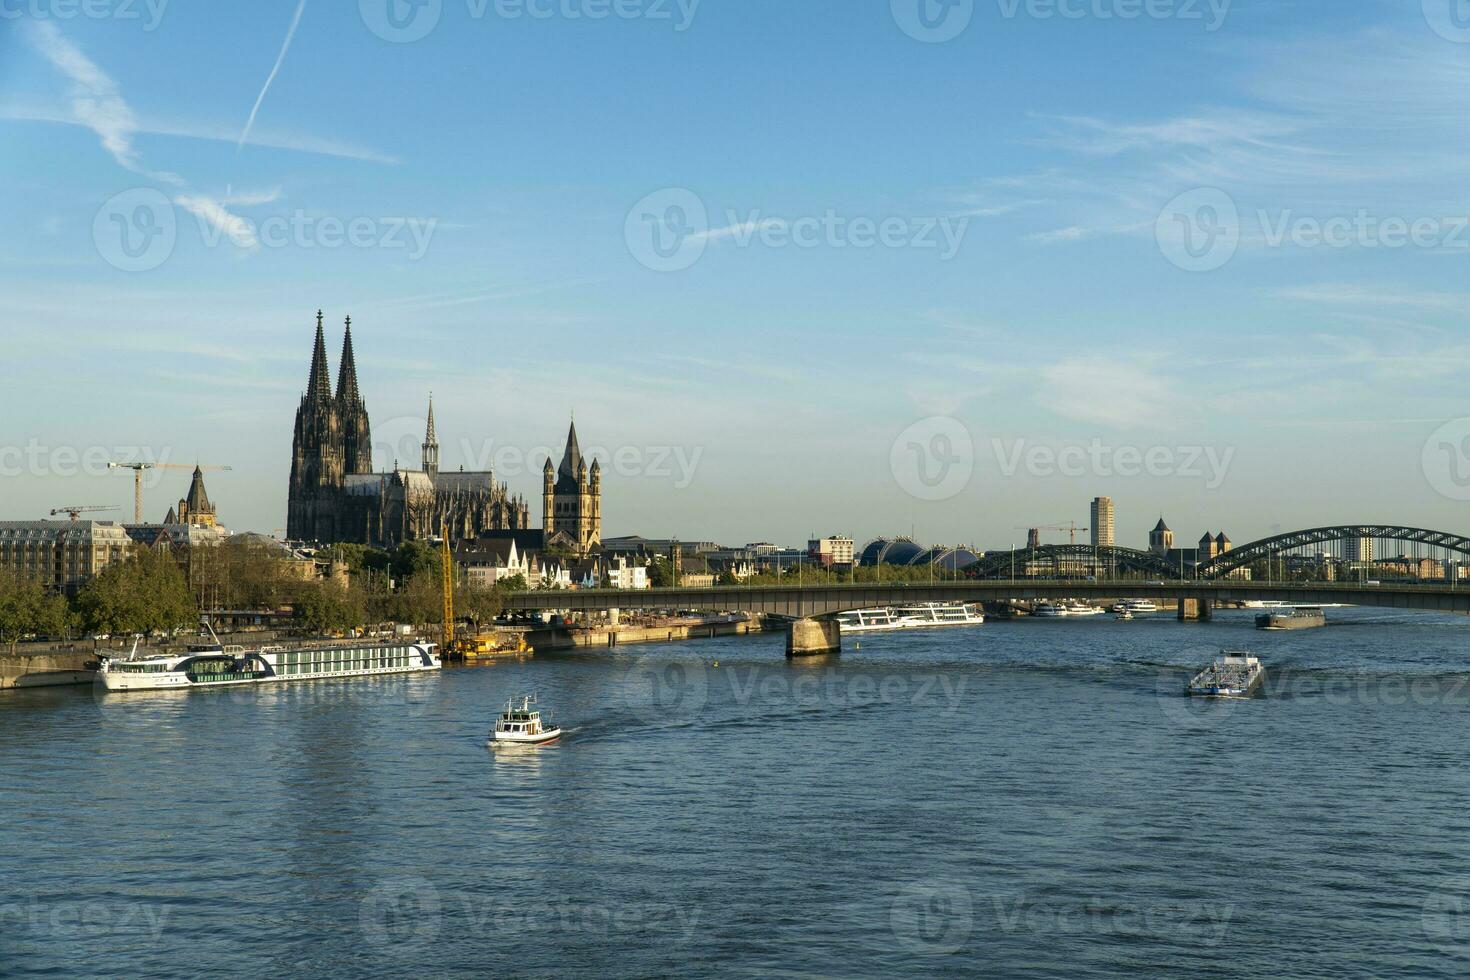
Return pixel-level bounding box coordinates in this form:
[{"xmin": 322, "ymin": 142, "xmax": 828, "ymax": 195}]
[
  {"xmin": 18, "ymin": 19, "xmax": 181, "ymax": 184},
  {"xmin": 175, "ymin": 194, "xmax": 259, "ymax": 249},
  {"xmin": 983, "ymin": 27, "xmax": 1470, "ymax": 250},
  {"xmin": 688, "ymin": 218, "xmax": 785, "ymax": 245},
  {"xmin": 238, "ymin": 0, "xmax": 307, "ymax": 152}
]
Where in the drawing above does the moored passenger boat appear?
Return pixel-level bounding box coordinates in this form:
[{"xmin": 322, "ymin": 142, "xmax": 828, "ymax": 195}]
[
  {"xmin": 95, "ymin": 634, "xmax": 441, "ymax": 692},
  {"xmin": 834, "ymin": 608, "xmax": 908, "ymax": 632},
  {"xmin": 836, "ymin": 603, "xmax": 984, "ymax": 632}
]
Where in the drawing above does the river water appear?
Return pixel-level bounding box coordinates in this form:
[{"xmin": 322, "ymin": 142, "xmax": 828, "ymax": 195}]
[{"xmin": 4, "ymin": 607, "xmax": 1470, "ymax": 978}]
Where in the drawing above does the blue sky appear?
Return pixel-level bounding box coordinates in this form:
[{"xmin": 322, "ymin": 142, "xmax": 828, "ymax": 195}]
[{"xmin": 4, "ymin": 0, "xmax": 1470, "ymax": 550}]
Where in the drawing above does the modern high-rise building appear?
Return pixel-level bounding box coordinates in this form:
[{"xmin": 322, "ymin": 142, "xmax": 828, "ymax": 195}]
[{"xmin": 1090, "ymin": 497, "xmax": 1115, "ymax": 548}]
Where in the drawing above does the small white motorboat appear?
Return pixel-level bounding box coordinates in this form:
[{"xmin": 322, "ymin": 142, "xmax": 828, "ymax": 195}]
[{"xmin": 491, "ymin": 694, "xmax": 563, "ymax": 745}]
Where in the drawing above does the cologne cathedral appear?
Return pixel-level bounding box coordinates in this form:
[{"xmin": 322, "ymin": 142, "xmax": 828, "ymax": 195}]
[{"xmin": 286, "ymin": 313, "xmax": 532, "ymax": 547}]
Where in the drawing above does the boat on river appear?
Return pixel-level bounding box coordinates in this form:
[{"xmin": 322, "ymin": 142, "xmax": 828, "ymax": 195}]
[
  {"xmin": 1256, "ymin": 606, "xmax": 1327, "ymax": 631},
  {"xmin": 95, "ymin": 628, "xmax": 440, "ymax": 692},
  {"xmin": 1187, "ymin": 652, "xmax": 1265, "ymax": 698},
  {"xmin": 491, "ymin": 694, "xmax": 563, "ymax": 745}
]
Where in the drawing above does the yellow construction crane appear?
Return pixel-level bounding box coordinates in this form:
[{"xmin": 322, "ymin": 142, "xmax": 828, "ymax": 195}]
[
  {"xmin": 50, "ymin": 505, "xmax": 120, "ymax": 522},
  {"xmin": 1015, "ymin": 521, "xmax": 1090, "ymax": 546},
  {"xmin": 441, "ymin": 531, "xmax": 457, "ymax": 657},
  {"xmin": 108, "ymin": 461, "xmax": 232, "ymax": 523}
]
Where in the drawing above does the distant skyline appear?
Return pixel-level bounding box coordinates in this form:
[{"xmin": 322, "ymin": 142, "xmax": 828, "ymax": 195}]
[{"xmin": 6, "ymin": 1, "xmax": 1470, "ymax": 548}]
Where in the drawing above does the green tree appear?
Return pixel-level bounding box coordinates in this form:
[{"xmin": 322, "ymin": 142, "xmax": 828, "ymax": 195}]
[
  {"xmin": 647, "ymin": 557, "xmax": 672, "ymax": 588},
  {"xmin": 75, "ymin": 547, "xmax": 196, "ymax": 638},
  {"xmin": 459, "ymin": 581, "xmax": 503, "ymax": 632},
  {"xmin": 293, "ymin": 580, "xmax": 366, "ymax": 635},
  {"xmin": 0, "ymin": 570, "xmax": 70, "ymax": 653},
  {"xmin": 497, "ymin": 574, "xmax": 528, "ymax": 593}
]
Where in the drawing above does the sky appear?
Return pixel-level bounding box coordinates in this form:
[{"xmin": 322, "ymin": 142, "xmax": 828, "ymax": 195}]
[{"xmin": 4, "ymin": 0, "xmax": 1470, "ymax": 551}]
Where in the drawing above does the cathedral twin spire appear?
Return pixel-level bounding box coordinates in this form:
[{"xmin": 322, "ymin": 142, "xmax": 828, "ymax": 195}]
[{"xmin": 305, "ymin": 310, "xmax": 365, "ymax": 408}]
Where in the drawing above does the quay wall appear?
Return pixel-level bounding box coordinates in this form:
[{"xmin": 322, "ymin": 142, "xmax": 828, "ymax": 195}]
[
  {"xmin": 528, "ymin": 616, "xmax": 770, "ymax": 652},
  {"xmin": 1, "ymin": 651, "xmax": 95, "ymax": 690}
]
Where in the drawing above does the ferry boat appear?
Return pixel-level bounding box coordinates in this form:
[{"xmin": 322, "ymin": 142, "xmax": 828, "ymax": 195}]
[
  {"xmin": 491, "ymin": 695, "xmax": 562, "ymax": 745},
  {"xmin": 1187, "ymin": 652, "xmax": 1265, "ymax": 698},
  {"xmin": 1032, "ymin": 601, "xmax": 1068, "ymax": 618},
  {"xmin": 834, "ymin": 608, "xmax": 909, "ymax": 633},
  {"xmin": 1255, "ymin": 606, "xmax": 1327, "ymax": 631},
  {"xmin": 1111, "ymin": 599, "xmax": 1159, "ymax": 615},
  {"xmin": 95, "ymin": 631, "xmax": 440, "ymax": 692},
  {"xmin": 835, "ymin": 602, "xmax": 984, "ymax": 633},
  {"xmin": 894, "ymin": 602, "xmax": 985, "ymax": 628},
  {"xmin": 1065, "ymin": 601, "xmax": 1105, "ymax": 617}
]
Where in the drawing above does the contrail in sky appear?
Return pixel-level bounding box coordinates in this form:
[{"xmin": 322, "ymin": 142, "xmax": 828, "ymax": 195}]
[{"xmin": 237, "ymin": 0, "xmax": 307, "ymax": 152}]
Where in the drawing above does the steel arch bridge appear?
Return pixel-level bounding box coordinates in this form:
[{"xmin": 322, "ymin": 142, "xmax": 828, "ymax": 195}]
[
  {"xmin": 1196, "ymin": 525, "xmax": 1470, "ymax": 579},
  {"xmin": 968, "ymin": 544, "xmax": 1180, "ymax": 580}
]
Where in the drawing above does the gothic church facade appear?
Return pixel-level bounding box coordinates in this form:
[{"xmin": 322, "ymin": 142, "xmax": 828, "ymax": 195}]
[{"xmin": 287, "ymin": 313, "xmax": 530, "ymax": 547}]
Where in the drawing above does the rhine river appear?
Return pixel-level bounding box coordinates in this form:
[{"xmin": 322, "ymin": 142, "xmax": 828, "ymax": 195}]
[{"xmin": 4, "ymin": 607, "xmax": 1470, "ymax": 978}]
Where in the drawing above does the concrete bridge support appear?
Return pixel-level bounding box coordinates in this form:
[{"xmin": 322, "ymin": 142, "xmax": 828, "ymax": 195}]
[
  {"xmin": 786, "ymin": 617, "xmax": 842, "ymax": 657},
  {"xmin": 1178, "ymin": 598, "xmax": 1214, "ymax": 622}
]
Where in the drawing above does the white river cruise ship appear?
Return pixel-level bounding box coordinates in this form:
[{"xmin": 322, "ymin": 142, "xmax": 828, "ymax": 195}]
[{"xmin": 96, "ymin": 635, "xmax": 441, "ymax": 692}]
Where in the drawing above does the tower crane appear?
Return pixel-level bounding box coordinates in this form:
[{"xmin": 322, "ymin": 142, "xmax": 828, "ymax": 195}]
[
  {"xmin": 1014, "ymin": 521, "xmax": 1090, "ymax": 546},
  {"xmin": 107, "ymin": 462, "xmax": 232, "ymax": 523},
  {"xmin": 50, "ymin": 505, "xmax": 120, "ymax": 522}
]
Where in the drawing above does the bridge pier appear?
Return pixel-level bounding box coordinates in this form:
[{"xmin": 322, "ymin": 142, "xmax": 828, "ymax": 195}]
[
  {"xmin": 1178, "ymin": 598, "xmax": 1213, "ymax": 622},
  {"xmin": 786, "ymin": 617, "xmax": 841, "ymax": 657}
]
